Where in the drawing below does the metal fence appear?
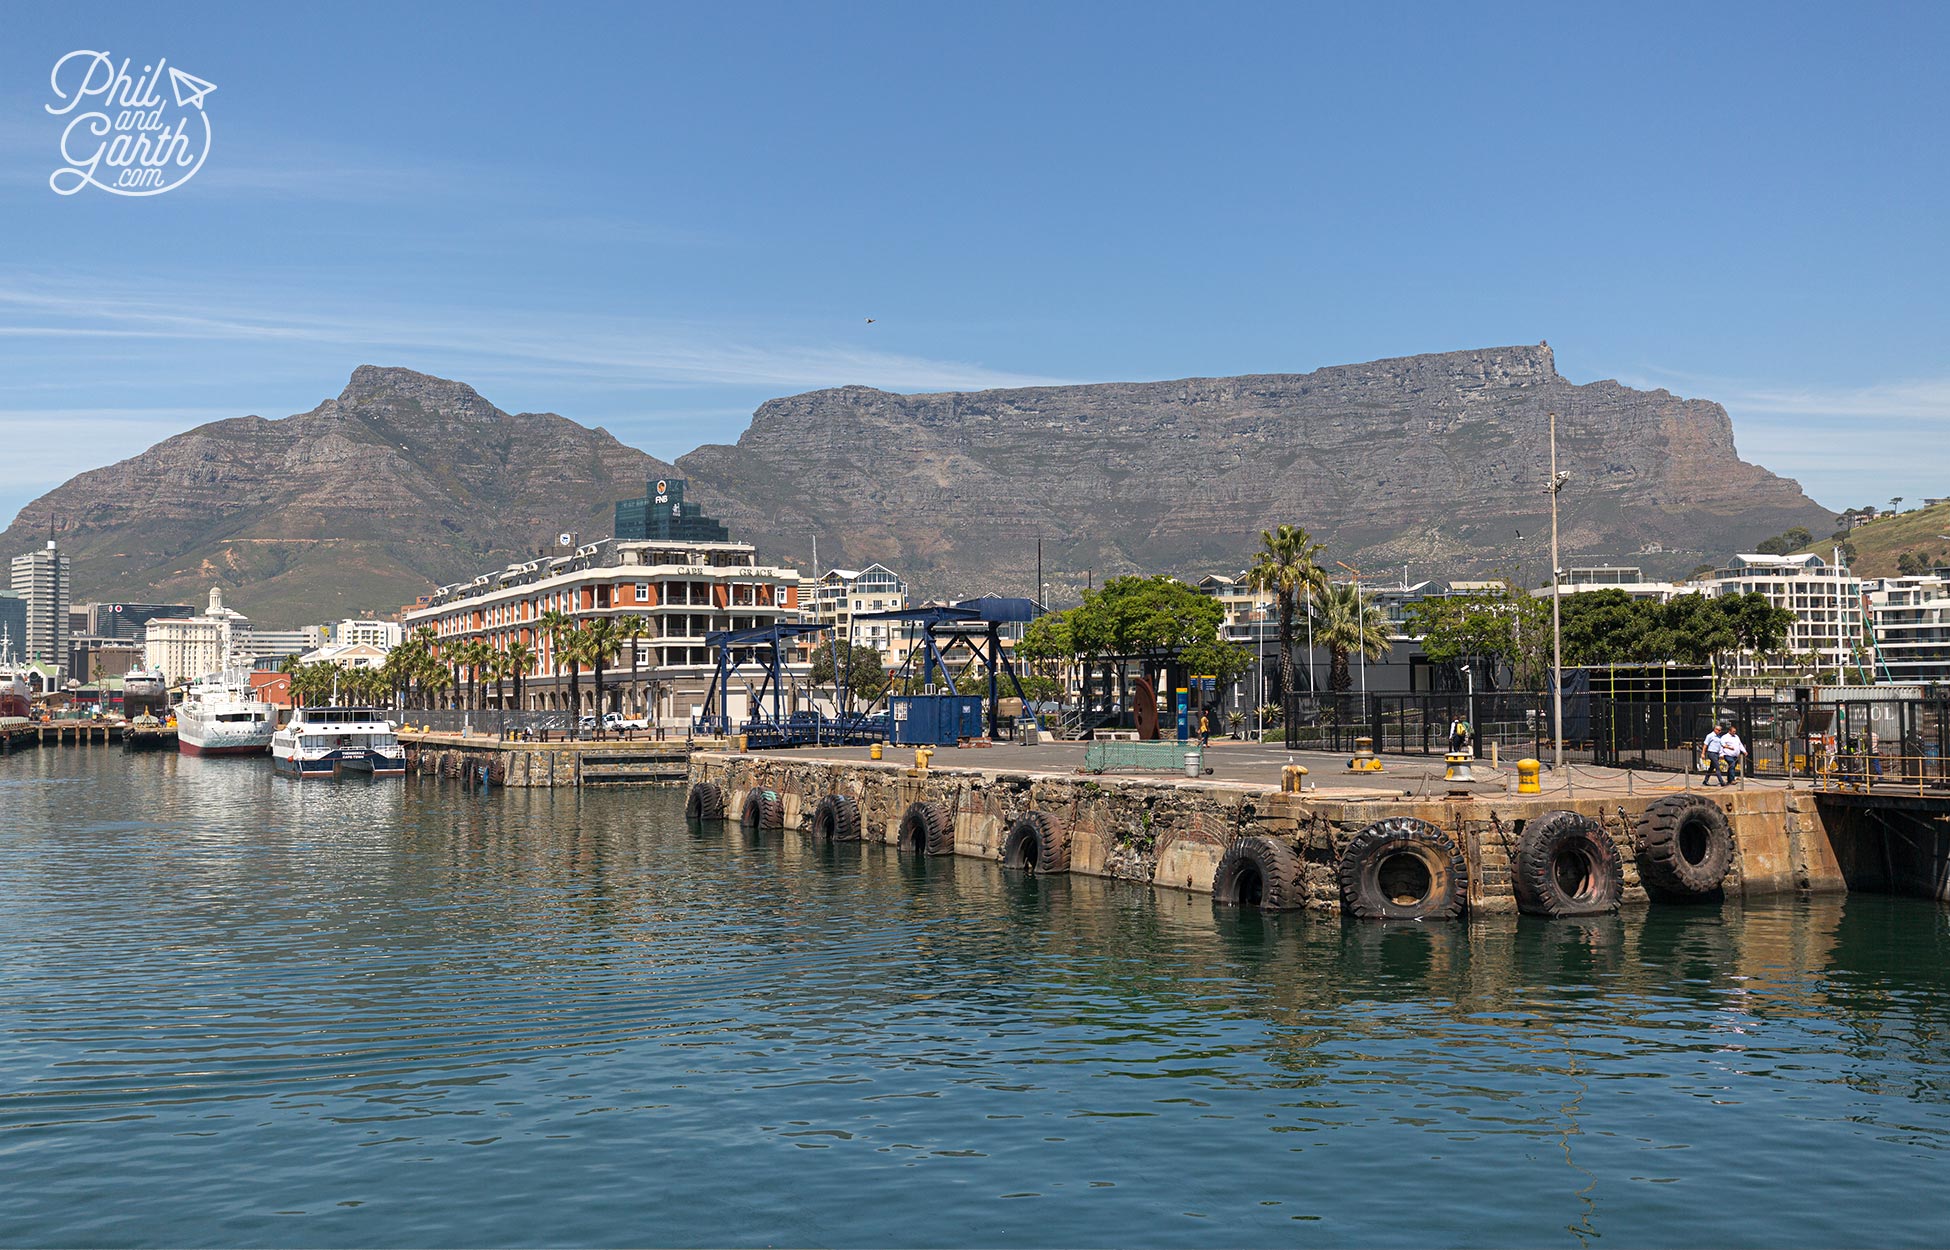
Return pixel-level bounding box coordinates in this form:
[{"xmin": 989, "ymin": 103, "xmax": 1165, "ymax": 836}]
[
  {"xmin": 400, "ymin": 708, "xmax": 684, "ymax": 741},
  {"xmin": 1083, "ymin": 740, "xmax": 1203, "ymax": 774},
  {"xmin": 1280, "ymin": 692, "xmax": 1548, "ymax": 759}
]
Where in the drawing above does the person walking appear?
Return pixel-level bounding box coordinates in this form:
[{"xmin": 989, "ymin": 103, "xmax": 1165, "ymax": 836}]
[
  {"xmin": 1718, "ymin": 723, "xmax": 1747, "ymax": 785},
  {"xmin": 1447, "ymin": 713, "xmax": 1472, "ymax": 755},
  {"xmin": 1703, "ymin": 722, "xmax": 1727, "ymax": 785},
  {"xmin": 1197, "ymin": 710, "xmax": 1211, "ymax": 747}
]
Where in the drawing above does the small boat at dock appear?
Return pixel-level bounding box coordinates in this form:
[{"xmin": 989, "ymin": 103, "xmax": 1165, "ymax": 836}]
[{"xmin": 271, "ymin": 706, "xmax": 405, "ymax": 778}]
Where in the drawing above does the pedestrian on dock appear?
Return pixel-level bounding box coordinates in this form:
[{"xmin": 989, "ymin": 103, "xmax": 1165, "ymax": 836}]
[
  {"xmin": 1703, "ymin": 722, "xmax": 1728, "ymax": 784},
  {"xmin": 1719, "ymin": 724, "xmax": 1747, "ymax": 785},
  {"xmin": 1447, "ymin": 714, "xmax": 1472, "ymax": 754},
  {"xmin": 1197, "ymin": 711, "xmax": 1210, "ymax": 746}
]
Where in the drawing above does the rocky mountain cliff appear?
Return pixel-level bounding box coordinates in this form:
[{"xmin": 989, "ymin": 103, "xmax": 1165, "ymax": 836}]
[
  {"xmin": 676, "ymin": 344, "xmax": 1830, "ymax": 597},
  {"xmin": 5, "ymin": 347, "xmax": 1832, "ymax": 620},
  {"xmin": 0, "ymin": 367, "xmax": 676, "ymax": 623}
]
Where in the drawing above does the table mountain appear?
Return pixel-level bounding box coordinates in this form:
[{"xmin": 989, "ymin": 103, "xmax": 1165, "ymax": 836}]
[
  {"xmin": 1, "ymin": 367, "xmax": 676, "ymax": 624},
  {"xmin": 5, "ymin": 346, "xmax": 1832, "ymax": 621},
  {"xmin": 677, "ymin": 343, "xmax": 1830, "ymax": 597}
]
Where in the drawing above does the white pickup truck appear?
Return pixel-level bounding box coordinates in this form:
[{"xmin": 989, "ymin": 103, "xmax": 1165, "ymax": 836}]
[{"xmin": 602, "ymin": 711, "xmax": 648, "ymax": 732}]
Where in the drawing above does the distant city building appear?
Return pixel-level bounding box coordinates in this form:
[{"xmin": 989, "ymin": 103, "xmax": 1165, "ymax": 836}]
[
  {"xmin": 144, "ymin": 587, "xmax": 253, "ymax": 685},
  {"xmin": 68, "ymin": 637, "xmax": 146, "ymax": 683},
  {"xmin": 83, "ymin": 601, "xmax": 195, "ymax": 642},
  {"xmin": 407, "ymin": 486, "xmax": 805, "ymax": 725},
  {"xmin": 613, "ymin": 478, "xmax": 731, "ymax": 544},
  {"xmin": 0, "ymin": 591, "xmax": 26, "ymax": 664},
  {"xmin": 248, "ymin": 627, "xmax": 327, "ymax": 662},
  {"xmin": 296, "ymin": 641, "xmax": 389, "ymax": 671},
  {"xmin": 1706, "ymin": 553, "xmax": 1863, "ymax": 681},
  {"xmin": 1538, "ymin": 567, "xmax": 1695, "ymax": 604},
  {"xmin": 11, "ymin": 539, "xmax": 72, "ymax": 679},
  {"xmin": 329, "ymin": 617, "xmax": 403, "ymax": 649}
]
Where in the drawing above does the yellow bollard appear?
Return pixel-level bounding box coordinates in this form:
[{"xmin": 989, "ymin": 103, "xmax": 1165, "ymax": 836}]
[
  {"xmin": 1347, "ymin": 736, "xmax": 1384, "ymax": 772},
  {"xmin": 1443, "ymin": 752, "xmax": 1474, "ymax": 783},
  {"xmin": 870, "ymin": 741, "xmax": 884, "ymax": 760},
  {"xmin": 915, "ymin": 745, "xmax": 933, "ymax": 770},
  {"xmin": 1281, "ymin": 763, "xmax": 1309, "ymax": 793},
  {"xmin": 1516, "ymin": 758, "xmax": 1541, "ymax": 794}
]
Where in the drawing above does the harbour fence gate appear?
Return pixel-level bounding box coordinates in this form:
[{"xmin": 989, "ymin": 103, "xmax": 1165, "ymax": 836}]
[{"xmin": 1281, "ymin": 692, "xmax": 1548, "ymax": 760}]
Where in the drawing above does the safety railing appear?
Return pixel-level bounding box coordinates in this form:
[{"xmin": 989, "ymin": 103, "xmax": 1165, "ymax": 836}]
[
  {"xmin": 1083, "ymin": 740, "xmax": 1203, "ymax": 774},
  {"xmin": 1812, "ymin": 753, "xmax": 1950, "ymax": 796}
]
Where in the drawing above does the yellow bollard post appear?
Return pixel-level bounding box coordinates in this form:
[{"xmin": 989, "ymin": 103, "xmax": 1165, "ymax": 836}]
[
  {"xmin": 870, "ymin": 741, "xmax": 883, "ymax": 761},
  {"xmin": 1516, "ymin": 758, "xmax": 1541, "ymax": 794},
  {"xmin": 1281, "ymin": 763, "xmax": 1309, "ymax": 793}
]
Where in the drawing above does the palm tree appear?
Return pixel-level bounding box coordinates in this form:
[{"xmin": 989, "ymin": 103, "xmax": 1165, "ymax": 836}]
[
  {"xmin": 1313, "ymin": 582, "xmax": 1392, "ymax": 693},
  {"xmin": 504, "ymin": 640, "xmax": 536, "ymax": 712},
  {"xmin": 538, "ymin": 609, "xmax": 574, "ymax": 715},
  {"xmin": 577, "ymin": 616, "xmax": 629, "ymax": 724},
  {"xmin": 614, "ymin": 614, "xmax": 649, "ymax": 718},
  {"xmin": 1244, "ymin": 524, "xmax": 1328, "ymax": 702},
  {"xmin": 455, "ymin": 640, "xmax": 493, "ymax": 710}
]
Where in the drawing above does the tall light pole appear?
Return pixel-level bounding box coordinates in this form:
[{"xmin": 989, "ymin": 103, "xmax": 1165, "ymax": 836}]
[
  {"xmin": 1254, "ymin": 595, "xmax": 1266, "ymax": 742},
  {"xmin": 1548, "ymin": 410, "xmax": 1568, "ymax": 771},
  {"xmin": 1337, "ymin": 561, "xmax": 1368, "ymax": 698}
]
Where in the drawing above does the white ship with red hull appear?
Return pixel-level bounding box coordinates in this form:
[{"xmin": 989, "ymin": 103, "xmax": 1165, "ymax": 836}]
[{"xmin": 176, "ymin": 672, "xmax": 277, "ymax": 756}]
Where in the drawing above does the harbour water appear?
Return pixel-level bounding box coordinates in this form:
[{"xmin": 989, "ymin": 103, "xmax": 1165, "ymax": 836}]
[{"xmin": 4, "ymin": 748, "xmax": 1949, "ymax": 1247}]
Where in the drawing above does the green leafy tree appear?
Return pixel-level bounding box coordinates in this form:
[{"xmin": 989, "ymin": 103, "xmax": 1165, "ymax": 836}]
[
  {"xmin": 1244, "ymin": 525, "xmax": 1328, "ymax": 700},
  {"xmin": 503, "ymin": 640, "xmax": 536, "ymax": 712},
  {"xmin": 577, "ymin": 616, "xmax": 629, "ymax": 720},
  {"xmin": 1405, "ymin": 582, "xmax": 1550, "ymax": 689},
  {"xmin": 809, "ymin": 641, "xmax": 891, "ymax": 710}
]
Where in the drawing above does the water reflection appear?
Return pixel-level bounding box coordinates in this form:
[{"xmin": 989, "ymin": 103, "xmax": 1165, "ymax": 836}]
[{"xmin": 0, "ymin": 750, "xmax": 1947, "ymax": 1247}]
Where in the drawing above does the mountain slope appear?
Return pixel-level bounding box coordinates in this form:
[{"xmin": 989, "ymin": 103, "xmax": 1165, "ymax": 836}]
[
  {"xmin": 0, "ymin": 367, "xmax": 675, "ymax": 624},
  {"xmin": 1795, "ymin": 500, "xmax": 1950, "ymax": 577},
  {"xmin": 676, "ymin": 344, "xmax": 1830, "ymax": 596}
]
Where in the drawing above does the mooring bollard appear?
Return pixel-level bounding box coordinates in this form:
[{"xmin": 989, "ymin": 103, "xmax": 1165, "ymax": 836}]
[
  {"xmin": 870, "ymin": 741, "xmax": 883, "ymax": 760},
  {"xmin": 1281, "ymin": 763, "xmax": 1308, "ymax": 793},
  {"xmin": 1516, "ymin": 757, "xmax": 1542, "ymax": 794},
  {"xmin": 1444, "ymin": 751, "xmax": 1474, "ymax": 783},
  {"xmin": 1347, "ymin": 736, "xmax": 1383, "ymax": 772}
]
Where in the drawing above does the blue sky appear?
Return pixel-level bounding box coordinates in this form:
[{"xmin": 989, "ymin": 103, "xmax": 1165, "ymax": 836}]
[{"xmin": 3, "ymin": 2, "xmax": 1945, "ymax": 525}]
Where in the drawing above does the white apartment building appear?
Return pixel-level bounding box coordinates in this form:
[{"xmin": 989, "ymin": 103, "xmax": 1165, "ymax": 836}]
[
  {"xmin": 296, "ymin": 641, "xmax": 390, "ymax": 671},
  {"xmin": 404, "ymin": 537, "xmax": 807, "ymax": 725},
  {"xmin": 144, "ymin": 587, "xmax": 253, "ymax": 685},
  {"xmin": 332, "ymin": 617, "xmax": 404, "ymax": 649},
  {"xmin": 1864, "ymin": 573, "xmax": 1950, "ymax": 684},
  {"xmin": 10, "ymin": 539, "xmax": 71, "ymax": 678},
  {"xmin": 807, "ymin": 565, "xmax": 910, "ymax": 656},
  {"xmin": 1705, "ymin": 554, "xmax": 1863, "ymax": 680},
  {"xmin": 248, "ymin": 627, "xmax": 326, "ymax": 662},
  {"xmin": 1552, "ymin": 566, "xmax": 1693, "ymax": 604}
]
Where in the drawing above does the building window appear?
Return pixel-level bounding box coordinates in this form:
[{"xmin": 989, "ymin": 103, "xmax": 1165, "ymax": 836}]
[{"xmin": 635, "ymin": 582, "xmax": 650, "ymax": 601}]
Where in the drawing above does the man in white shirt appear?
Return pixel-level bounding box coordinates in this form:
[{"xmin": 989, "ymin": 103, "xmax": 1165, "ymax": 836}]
[
  {"xmin": 1703, "ymin": 724, "xmax": 1726, "ymax": 784},
  {"xmin": 1718, "ymin": 724, "xmax": 1747, "ymax": 785}
]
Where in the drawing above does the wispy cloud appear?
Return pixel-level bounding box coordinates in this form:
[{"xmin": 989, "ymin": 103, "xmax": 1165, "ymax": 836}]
[
  {"xmin": 0, "ymin": 280, "xmax": 1067, "ymax": 393},
  {"xmin": 1623, "ymin": 367, "xmax": 1950, "ymax": 424}
]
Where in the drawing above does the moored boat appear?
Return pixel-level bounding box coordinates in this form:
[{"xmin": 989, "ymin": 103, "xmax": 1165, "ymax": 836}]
[
  {"xmin": 272, "ymin": 706, "xmax": 404, "ymax": 778},
  {"xmin": 176, "ymin": 671, "xmax": 277, "ymax": 756}
]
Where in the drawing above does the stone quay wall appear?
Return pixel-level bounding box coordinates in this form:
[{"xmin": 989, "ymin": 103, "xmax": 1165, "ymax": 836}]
[
  {"xmin": 404, "ymin": 734, "xmax": 688, "ymax": 787},
  {"xmin": 689, "ymin": 752, "xmax": 1845, "ymax": 917}
]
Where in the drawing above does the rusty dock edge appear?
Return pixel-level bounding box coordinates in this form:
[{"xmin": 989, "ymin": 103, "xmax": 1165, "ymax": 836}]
[{"xmin": 687, "ymin": 752, "xmax": 1850, "ymax": 918}]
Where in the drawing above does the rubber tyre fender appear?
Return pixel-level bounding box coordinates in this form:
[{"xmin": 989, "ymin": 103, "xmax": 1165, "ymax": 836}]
[
  {"xmin": 1512, "ymin": 810, "xmax": 1623, "ymax": 918},
  {"xmin": 1212, "ymin": 835, "xmax": 1307, "ymax": 911},
  {"xmin": 1634, "ymin": 794, "xmax": 1733, "ymax": 899},
  {"xmin": 685, "ymin": 782, "xmax": 726, "ymax": 821},
  {"xmin": 1001, "ymin": 811, "xmax": 1069, "ymax": 874},
  {"xmin": 1337, "ymin": 817, "xmax": 1467, "ymax": 921},
  {"xmin": 897, "ymin": 801, "xmax": 954, "ymax": 855},
  {"xmin": 739, "ymin": 788, "xmax": 783, "ymax": 830},
  {"xmin": 811, "ymin": 793, "xmax": 863, "ymax": 842}
]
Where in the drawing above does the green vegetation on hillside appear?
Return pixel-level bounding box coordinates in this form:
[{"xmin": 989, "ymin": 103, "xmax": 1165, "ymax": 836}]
[{"xmin": 1794, "ymin": 499, "xmax": 1950, "ymax": 578}]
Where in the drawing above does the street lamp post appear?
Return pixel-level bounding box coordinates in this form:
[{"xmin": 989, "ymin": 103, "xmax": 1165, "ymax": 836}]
[
  {"xmin": 1254, "ymin": 596, "xmax": 1266, "ymax": 742},
  {"xmin": 1548, "ymin": 410, "xmax": 1568, "ymax": 771}
]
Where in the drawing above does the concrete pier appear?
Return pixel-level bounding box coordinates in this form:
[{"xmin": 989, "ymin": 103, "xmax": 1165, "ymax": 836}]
[
  {"xmin": 688, "ymin": 744, "xmax": 1850, "ymax": 918},
  {"xmin": 402, "ymin": 731, "xmax": 694, "ymax": 787}
]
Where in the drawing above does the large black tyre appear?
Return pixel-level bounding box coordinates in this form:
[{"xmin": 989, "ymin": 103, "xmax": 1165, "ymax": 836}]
[
  {"xmin": 897, "ymin": 801, "xmax": 954, "ymax": 855},
  {"xmin": 1634, "ymin": 794, "xmax": 1732, "ymax": 899},
  {"xmin": 685, "ymin": 782, "xmax": 726, "ymax": 821},
  {"xmin": 810, "ymin": 793, "xmax": 862, "ymax": 842},
  {"xmin": 1512, "ymin": 810, "xmax": 1623, "ymax": 918},
  {"xmin": 739, "ymin": 788, "xmax": 783, "ymax": 831},
  {"xmin": 1213, "ymin": 836, "xmax": 1306, "ymax": 911},
  {"xmin": 1337, "ymin": 817, "xmax": 1467, "ymax": 921},
  {"xmin": 1001, "ymin": 811, "xmax": 1069, "ymax": 874}
]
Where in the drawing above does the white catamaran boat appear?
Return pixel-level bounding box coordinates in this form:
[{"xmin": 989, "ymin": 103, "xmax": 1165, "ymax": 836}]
[
  {"xmin": 271, "ymin": 706, "xmax": 405, "ymax": 778},
  {"xmin": 176, "ymin": 670, "xmax": 278, "ymax": 756}
]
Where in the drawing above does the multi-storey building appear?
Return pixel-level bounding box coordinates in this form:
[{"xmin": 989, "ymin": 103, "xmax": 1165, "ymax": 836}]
[
  {"xmin": 145, "ymin": 587, "xmax": 253, "ymax": 685},
  {"xmin": 807, "ymin": 564, "xmax": 910, "ymax": 657},
  {"xmin": 247, "ymin": 627, "xmax": 327, "ymax": 663},
  {"xmin": 84, "ymin": 601, "xmax": 195, "ymax": 642},
  {"xmin": 405, "ymin": 489, "xmax": 806, "ymax": 726},
  {"xmin": 1706, "ymin": 553, "xmax": 1863, "ymax": 680},
  {"xmin": 330, "ymin": 617, "xmax": 403, "ymax": 650},
  {"xmin": 0, "ymin": 591, "xmax": 26, "ymax": 663},
  {"xmin": 1864, "ymin": 573, "xmax": 1950, "ymax": 684},
  {"xmin": 10, "ymin": 539, "xmax": 71, "ymax": 678}
]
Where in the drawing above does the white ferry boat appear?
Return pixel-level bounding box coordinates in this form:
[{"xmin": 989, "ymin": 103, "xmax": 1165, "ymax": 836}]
[
  {"xmin": 271, "ymin": 706, "xmax": 405, "ymax": 778},
  {"xmin": 176, "ymin": 671, "xmax": 277, "ymax": 756}
]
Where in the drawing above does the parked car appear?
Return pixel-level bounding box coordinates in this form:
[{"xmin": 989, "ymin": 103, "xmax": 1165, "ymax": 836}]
[{"xmin": 603, "ymin": 711, "xmax": 648, "ymax": 731}]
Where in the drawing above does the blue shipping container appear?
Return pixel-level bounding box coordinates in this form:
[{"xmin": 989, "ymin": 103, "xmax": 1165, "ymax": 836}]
[{"xmin": 889, "ymin": 694, "xmax": 985, "ymax": 745}]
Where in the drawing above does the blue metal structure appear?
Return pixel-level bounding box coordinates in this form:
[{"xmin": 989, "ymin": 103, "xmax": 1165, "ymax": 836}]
[
  {"xmin": 854, "ymin": 596, "xmax": 1034, "ymax": 741},
  {"xmin": 692, "ymin": 621, "xmax": 886, "ymax": 747}
]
